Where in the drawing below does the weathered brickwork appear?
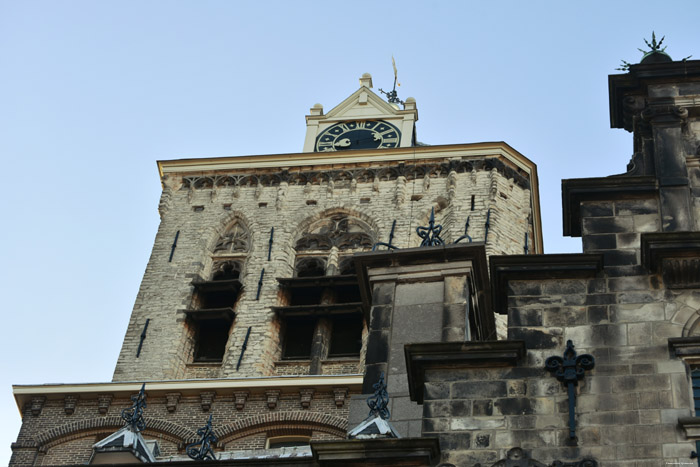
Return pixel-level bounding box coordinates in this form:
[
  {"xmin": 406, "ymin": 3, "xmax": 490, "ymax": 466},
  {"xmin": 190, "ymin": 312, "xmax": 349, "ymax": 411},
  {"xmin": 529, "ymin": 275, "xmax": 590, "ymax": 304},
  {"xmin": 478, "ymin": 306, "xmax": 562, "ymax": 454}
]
[{"xmin": 11, "ymin": 385, "xmax": 356, "ymax": 465}]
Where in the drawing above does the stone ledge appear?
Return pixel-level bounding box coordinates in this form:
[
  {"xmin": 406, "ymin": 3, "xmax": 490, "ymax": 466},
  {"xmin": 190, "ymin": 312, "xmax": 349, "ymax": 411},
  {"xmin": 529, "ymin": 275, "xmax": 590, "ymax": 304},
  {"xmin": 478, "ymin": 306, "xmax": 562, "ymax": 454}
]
[
  {"xmin": 561, "ymin": 175, "xmax": 657, "ymax": 237},
  {"xmin": 311, "ymin": 438, "xmax": 440, "ymax": 466},
  {"xmin": 668, "ymin": 336, "xmax": 700, "ymax": 360},
  {"xmin": 641, "ymin": 232, "xmax": 700, "ymax": 289},
  {"xmin": 490, "ymin": 254, "xmax": 603, "ymax": 315},
  {"xmin": 678, "ymin": 417, "xmax": 700, "ymax": 438},
  {"xmin": 404, "ymin": 340, "xmax": 526, "ymax": 403}
]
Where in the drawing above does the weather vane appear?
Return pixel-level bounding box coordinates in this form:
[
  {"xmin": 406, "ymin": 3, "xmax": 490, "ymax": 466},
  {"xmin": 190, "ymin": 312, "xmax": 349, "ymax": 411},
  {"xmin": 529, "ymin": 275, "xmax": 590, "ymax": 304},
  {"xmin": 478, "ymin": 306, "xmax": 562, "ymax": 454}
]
[{"xmin": 379, "ymin": 56, "xmax": 404, "ymax": 105}]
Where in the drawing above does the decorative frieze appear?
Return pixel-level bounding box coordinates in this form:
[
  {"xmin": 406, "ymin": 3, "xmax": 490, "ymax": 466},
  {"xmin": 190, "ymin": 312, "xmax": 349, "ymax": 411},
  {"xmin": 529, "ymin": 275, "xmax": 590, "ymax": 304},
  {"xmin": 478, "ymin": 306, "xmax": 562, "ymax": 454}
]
[{"xmin": 179, "ymin": 158, "xmax": 530, "ymax": 193}]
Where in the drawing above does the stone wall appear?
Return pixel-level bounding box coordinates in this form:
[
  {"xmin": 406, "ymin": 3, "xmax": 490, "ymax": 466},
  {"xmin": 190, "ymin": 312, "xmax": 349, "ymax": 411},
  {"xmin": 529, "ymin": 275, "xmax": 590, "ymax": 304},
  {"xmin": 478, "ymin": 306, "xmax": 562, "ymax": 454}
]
[{"xmin": 113, "ymin": 155, "xmax": 535, "ymax": 383}]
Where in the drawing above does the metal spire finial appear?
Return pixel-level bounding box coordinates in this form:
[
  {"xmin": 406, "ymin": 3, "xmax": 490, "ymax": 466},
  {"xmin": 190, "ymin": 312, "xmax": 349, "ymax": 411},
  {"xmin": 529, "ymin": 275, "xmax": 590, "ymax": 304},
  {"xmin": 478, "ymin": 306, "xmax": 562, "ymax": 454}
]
[
  {"xmin": 366, "ymin": 373, "xmax": 390, "ymax": 419},
  {"xmin": 121, "ymin": 383, "xmax": 147, "ymax": 432},
  {"xmin": 186, "ymin": 414, "xmax": 218, "ymax": 461}
]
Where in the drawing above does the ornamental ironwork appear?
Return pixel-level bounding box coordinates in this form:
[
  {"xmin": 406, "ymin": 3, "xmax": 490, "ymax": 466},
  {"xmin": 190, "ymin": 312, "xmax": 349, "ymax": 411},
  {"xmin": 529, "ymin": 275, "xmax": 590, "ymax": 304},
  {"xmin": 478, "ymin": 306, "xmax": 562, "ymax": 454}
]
[
  {"xmin": 372, "ymin": 219, "xmax": 398, "ymax": 251},
  {"xmin": 121, "ymin": 383, "xmax": 147, "ymax": 432},
  {"xmin": 545, "ymin": 340, "xmax": 595, "ymax": 445},
  {"xmin": 366, "ymin": 372, "xmax": 390, "ymax": 419},
  {"xmin": 186, "ymin": 414, "xmax": 218, "ymax": 461},
  {"xmin": 416, "ymin": 208, "xmax": 445, "ymax": 247}
]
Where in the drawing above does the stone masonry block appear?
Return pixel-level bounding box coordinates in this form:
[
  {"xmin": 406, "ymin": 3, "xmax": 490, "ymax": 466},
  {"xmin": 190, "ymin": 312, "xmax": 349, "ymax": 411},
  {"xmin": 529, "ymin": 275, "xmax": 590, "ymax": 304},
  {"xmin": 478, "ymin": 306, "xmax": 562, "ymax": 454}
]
[{"xmin": 395, "ymin": 281, "xmax": 443, "ymax": 306}]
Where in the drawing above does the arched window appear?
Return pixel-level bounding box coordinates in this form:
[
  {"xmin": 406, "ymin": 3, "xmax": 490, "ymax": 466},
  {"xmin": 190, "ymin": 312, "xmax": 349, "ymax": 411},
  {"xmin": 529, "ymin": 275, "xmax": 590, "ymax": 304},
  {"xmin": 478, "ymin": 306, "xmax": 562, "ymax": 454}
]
[
  {"xmin": 187, "ymin": 220, "xmax": 250, "ymax": 365},
  {"xmin": 279, "ymin": 213, "xmax": 372, "ymax": 364}
]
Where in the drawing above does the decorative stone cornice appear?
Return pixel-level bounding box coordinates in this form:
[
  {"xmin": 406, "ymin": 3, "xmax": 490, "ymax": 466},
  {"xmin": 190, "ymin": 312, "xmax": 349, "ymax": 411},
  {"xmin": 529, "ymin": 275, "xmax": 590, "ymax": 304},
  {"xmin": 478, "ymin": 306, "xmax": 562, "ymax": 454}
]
[
  {"xmin": 561, "ymin": 176, "xmax": 657, "ymax": 237},
  {"xmin": 668, "ymin": 336, "xmax": 700, "ymax": 360},
  {"xmin": 404, "ymin": 340, "xmax": 526, "ymax": 404},
  {"xmin": 678, "ymin": 417, "xmax": 700, "ymax": 439},
  {"xmin": 490, "ymin": 254, "xmax": 603, "ymax": 315},
  {"xmin": 179, "ymin": 157, "xmax": 530, "ymax": 192},
  {"xmin": 642, "ymin": 232, "xmax": 700, "ymax": 289},
  {"xmin": 13, "ymin": 375, "xmax": 363, "ymax": 415}
]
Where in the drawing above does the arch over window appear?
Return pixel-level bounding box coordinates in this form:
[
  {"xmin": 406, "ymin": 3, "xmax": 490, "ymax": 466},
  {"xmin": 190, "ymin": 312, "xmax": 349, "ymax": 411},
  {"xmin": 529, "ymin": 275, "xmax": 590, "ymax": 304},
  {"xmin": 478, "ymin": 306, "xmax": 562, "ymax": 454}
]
[
  {"xmin": 214, "ymin": 221, "xmax": 250, "ymax": 254},
  {"xmin": 211, "ymin": 260, "xmax": 243, "ymax": 281},
  {"xmin": 295, "ymin": 214, "xmax": 374, "ymax": 252},
  {"xmin": 294, "ymin": 257, "xmax": 327, "ymax": 278}
]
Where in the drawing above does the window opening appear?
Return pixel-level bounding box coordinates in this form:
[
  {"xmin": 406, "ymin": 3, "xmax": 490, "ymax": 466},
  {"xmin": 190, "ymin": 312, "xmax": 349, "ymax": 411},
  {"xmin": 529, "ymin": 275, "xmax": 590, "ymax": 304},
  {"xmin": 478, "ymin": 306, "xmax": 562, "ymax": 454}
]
[
  {"xmin": 328, "ymin": 314, "xmax": 363, "ymax": 357},
  {"xmin": 193, "ymin": 318, "xmax": 232, "ymax": 362},
  {"xmin": 282, "ymin": 318, "xmax": 315, "ymax": 359}
]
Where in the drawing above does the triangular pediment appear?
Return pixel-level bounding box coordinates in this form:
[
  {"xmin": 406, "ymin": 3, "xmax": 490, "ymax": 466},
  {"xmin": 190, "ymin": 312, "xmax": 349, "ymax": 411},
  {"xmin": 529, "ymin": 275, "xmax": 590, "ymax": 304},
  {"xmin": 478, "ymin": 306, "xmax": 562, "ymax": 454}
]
[{"xmin": 323, "ymin": 86, "xmax": 402, "ymax": 121}]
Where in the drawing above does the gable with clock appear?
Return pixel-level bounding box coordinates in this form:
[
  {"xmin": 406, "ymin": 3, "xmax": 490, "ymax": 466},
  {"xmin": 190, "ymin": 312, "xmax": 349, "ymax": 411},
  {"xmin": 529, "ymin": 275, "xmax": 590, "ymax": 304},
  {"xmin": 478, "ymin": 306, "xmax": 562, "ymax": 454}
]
[{"xmin": 302, "ymin": 73, "xmax": 418, "ymax": 152}]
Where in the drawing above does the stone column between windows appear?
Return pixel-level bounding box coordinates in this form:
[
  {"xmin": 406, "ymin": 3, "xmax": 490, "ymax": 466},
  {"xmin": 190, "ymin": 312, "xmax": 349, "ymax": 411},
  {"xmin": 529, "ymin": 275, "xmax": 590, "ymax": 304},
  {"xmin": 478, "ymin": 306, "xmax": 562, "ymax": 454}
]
[{"xmin": 348, "ymin": 260, "xmax": 476, "ymax": 437}]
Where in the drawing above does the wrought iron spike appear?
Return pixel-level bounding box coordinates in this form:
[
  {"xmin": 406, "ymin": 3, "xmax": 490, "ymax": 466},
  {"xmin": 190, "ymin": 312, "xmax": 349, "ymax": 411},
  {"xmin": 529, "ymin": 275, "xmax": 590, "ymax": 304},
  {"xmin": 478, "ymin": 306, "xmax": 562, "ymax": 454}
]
[
  {"xmin": 121, "ymin": 383, "xmax": 147, "ymax": 432},
  {"xmin": 454, "ymin": 216, "xmax": 472, "ymax": 244},
  {"xmin": 267, "ymin": 227, "xmax": 274, "ymax": 261},
  {"xmin": 186, "ymin": 414, "xmax": 218, "ymax": 461},
  {"xmin": 416, "ymin": 207, "xmax": 445, "ymax": 247},
  {"xmin": 136, "ymin": 319, "xmax": 150, "ymax": 358},
  {"xmin": 168, "ymin": 230, "xmax": 180, "ymax": 262},
  {"xmin": 255, "ymin": 269, "xmax": 265, "ymax": 300},
  {"xmin": 366, "ymin": 372, "xmax": 390, "ymax": 420},
  {"xmin": 236, "ymin": 326, "xmax": 252, "ymax": 371},
  {"xmin": 545, "ymin": 340, "xmax": 594, "ymax": 445},
  {"xmin": 484, "ymin": 209, "xmax": 491, "ymax": 242},
  {"xmin": 524, "ymin": 231, "xmax": 529, "ymax": 254},
  {"xmin": 372, "ymin": 219, "xmax": 398, "ymax": 251}
]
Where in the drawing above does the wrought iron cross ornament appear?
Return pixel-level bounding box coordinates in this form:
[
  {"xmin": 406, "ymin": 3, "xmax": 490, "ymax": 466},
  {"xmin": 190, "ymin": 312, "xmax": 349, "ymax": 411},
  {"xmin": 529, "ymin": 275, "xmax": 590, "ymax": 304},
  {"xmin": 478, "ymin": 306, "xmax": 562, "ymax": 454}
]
[
  {"xmin": 121, "ymin": 383, "xmax": 147, "ymax": 432},
  {"xmin": 366, "ymin": 372, "xmax": 390, "ymax": 419},
  {"xmin": 186, "ymin": 414, "xmax": 218, "ymax": 461},
  {"xmin": 416, "ymin": 208, "xmax": 445, "ymax": 247},
  {"xmin": 545, "ymin": 340, "xmax": 594, "ymax": 445}
]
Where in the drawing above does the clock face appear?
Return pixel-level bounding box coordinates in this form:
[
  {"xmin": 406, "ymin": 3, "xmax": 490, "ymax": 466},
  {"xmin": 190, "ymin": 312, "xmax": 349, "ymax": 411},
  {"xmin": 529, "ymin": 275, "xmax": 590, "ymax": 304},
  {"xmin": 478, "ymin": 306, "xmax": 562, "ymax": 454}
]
[{"xmin": 315, "ymin": 120, "xmax": 401, "ymax": 152}]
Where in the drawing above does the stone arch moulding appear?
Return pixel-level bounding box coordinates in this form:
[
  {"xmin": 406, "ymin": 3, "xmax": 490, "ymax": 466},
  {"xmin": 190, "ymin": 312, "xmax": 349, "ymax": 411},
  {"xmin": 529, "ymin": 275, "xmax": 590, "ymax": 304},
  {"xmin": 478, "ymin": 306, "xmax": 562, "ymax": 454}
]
[
  {"xmin": 293, "ymin": 206, "xmax": 381, "ymax": 252},
  {"xmin": 34, "ymin": 416, "xmax": 195, "ymax": 451},
  {"xmin": 209, "ymin": 211, "xmax": 256, "ymax": 255},
  {"xmin": 216, "ymin": 411, "xmax": 347, "ymax": 446}
]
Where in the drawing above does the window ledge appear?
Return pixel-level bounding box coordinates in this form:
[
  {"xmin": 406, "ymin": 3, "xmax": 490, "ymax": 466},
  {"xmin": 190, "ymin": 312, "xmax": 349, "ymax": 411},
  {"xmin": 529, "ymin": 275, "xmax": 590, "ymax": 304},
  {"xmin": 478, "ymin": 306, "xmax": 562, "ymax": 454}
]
[
  {"xmin": 187, "ymin": 362, "xmax": 223, "ymax": 367},
  {"xmin": 669, "ymin": 336, "xmax": 700, "ymax": 359},
  {"xmin": 679, "ymin": 417, "xmax": 700, "ymax": 438}
]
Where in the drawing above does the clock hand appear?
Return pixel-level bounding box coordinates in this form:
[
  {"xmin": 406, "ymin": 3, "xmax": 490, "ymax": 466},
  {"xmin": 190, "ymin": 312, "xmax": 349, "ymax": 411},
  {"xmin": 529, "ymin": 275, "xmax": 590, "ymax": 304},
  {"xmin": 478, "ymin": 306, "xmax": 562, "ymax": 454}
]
[{"xmin": 334, "ymin": 138, "xmax": 351, "ymax": 148}]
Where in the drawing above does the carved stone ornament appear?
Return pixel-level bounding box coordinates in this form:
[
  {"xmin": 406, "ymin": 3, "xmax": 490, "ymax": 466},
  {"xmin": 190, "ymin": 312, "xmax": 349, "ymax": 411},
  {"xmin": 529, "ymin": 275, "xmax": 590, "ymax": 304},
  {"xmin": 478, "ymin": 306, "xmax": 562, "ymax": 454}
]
[
  {"xmin": 266, "ymin": 390, "xmax": 280, "ymax": 410},
  {"xmin": 165, "ymin": 392, "xmax": 181, "ymax": 413},
  {"xmin": 97, "ymin": 394, "xmax": 113, "ymax": 415},
  {"xmin": 214, "ymin": 222, "xmax": 250, "ymax": 253},
  {"xmin": 200, "ymin": 391, "xmax": 215, "ymax": 412},
  {"xmin": 333, "ymin": 387, "xmax": 348, "ymax": 408},
  {"xmin": 473, "ymin": 447, "xmax": 598, "ymax": 467},
  {"xmin": 299, "ymin": 388, "xmax": 314, "ymax": 409},
  {"xmin": 296, "ymin": 214, "xmax": 374, "ymax": 251},
  {"xmin": 233, "ymin": 391, "xmax": 249, "ymax": 411},
  {"xmin": 30, "ymin": 396, "xmax": 46, "ymax": 416},
  {"xmin": 641, "ymin": 104, "xmax": 688, "ymax": 125},
  {"xmin": 64, "ymin": 395, "xmax": 78, "ymax": 415}
]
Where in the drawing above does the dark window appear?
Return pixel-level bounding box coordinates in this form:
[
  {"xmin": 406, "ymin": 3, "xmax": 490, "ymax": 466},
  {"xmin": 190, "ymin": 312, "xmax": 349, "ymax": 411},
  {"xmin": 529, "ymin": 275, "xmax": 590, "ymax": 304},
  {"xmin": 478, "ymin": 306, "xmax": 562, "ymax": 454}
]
[
  {"xmin": 193, "ymin": 318, "xmax": 232, "ymax": 362},
  {"xmin": 692, "ymin": 368, "xmax": 700, "ymax": 413},
  {"xmin": 328, "ymin": 314, "xmax": 363, "ymax": 357},
  {"xmin": 282, "ymin": 318, "xmax": 315, "ymax": 359},
  {"xmin": 295, "ymin": 257, "xmax": 326, "ymax": 277}
]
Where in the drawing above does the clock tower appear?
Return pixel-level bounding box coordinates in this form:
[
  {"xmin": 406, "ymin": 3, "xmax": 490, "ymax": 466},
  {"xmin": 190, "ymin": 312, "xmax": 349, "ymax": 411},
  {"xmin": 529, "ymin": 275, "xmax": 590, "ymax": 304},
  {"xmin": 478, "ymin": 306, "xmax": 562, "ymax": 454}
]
[{"xmin": 302, "ymin": 73, "xmax": 418, "ymax": 152}]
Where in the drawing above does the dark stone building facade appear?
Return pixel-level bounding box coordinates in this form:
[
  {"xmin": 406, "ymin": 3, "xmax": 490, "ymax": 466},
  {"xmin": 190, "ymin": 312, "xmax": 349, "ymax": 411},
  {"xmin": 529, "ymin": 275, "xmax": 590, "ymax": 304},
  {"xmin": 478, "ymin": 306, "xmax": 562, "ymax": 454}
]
[{"xmin": 10, "ymin": 46, "xmax": 700, "ymax": 467}]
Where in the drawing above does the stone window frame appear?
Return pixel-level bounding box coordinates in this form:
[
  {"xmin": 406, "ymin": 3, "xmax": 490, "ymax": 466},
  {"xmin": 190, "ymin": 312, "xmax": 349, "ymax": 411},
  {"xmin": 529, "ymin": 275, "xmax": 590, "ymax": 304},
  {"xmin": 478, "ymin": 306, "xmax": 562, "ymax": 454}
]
[
  {"xmin": 668, "ymin": 337, "xmax": 700, "ymax": 439},
  {"xmin": 186, "ymin": 220, "xmax": 251, "ymax": 366},
  {"xmin": 278, "ymin": 212, "xmax": 374, "ymax": 365}
]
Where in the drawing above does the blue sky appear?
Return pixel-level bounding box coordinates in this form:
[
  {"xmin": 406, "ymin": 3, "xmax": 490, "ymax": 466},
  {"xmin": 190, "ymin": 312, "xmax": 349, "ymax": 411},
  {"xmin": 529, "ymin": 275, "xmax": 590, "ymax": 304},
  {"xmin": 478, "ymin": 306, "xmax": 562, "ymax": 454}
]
[{"xmin": 1, "ymin": 1, "xmax": 699, "ymax": 463}]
